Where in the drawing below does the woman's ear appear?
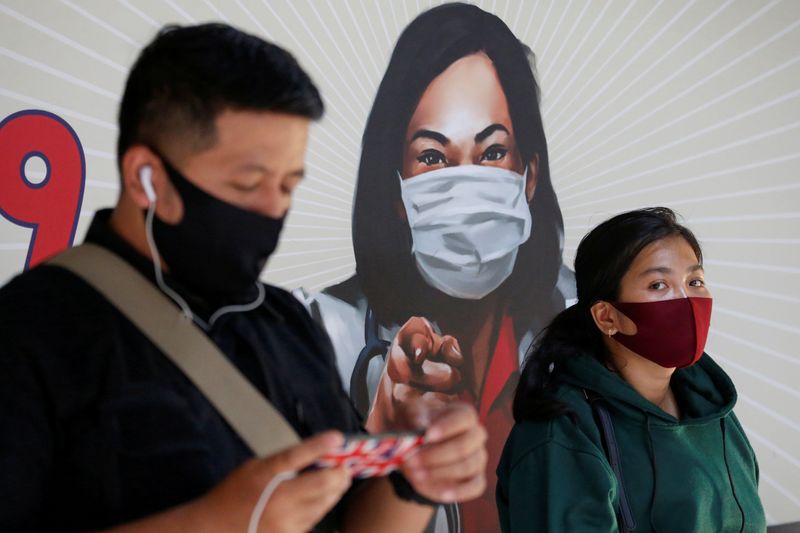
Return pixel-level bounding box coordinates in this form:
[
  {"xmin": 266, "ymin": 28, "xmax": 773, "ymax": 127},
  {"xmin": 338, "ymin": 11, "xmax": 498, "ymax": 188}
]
[
  {"xmin": 526, "ymin": 154, "xmax": 539, "ymax": 202},
  {"xmin": 590, "ymin": 300, "xmax": 621, "ymax": 337}
]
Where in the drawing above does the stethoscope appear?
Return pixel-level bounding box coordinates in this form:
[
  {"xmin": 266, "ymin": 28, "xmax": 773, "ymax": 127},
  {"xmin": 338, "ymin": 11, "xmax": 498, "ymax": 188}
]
[{"xmin": 350, "ymin": 307, "xmax": 462, "ymax": 533}]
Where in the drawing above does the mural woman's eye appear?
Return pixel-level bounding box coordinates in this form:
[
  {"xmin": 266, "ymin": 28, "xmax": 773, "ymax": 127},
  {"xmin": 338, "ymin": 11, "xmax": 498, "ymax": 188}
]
[
  {"xmin": 481, "ymin": 144, "xmax": 507, "ymax": 162},
  {"xmin": 417, "ymin": 149, "xmax": 447, "ymax": 166}
]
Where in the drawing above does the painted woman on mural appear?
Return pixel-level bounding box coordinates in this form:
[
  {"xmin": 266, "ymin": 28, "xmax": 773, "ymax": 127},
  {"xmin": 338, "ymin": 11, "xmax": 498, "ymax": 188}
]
[{"xmin": 297, "ymin": 3, "xmax": 575, "ymax": 532}]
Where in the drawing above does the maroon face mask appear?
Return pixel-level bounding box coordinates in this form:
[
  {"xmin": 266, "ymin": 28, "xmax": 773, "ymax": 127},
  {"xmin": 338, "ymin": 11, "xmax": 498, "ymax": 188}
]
[{"xmin": 611, "ymin": 297, "xmax": 713, "ymax": 368}]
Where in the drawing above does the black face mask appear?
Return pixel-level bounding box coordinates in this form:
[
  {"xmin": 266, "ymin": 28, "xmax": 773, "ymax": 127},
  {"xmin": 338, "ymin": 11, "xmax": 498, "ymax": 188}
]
[{"xmin": 150, "ymin": 157, "xmax": 284, "ymax": 300}]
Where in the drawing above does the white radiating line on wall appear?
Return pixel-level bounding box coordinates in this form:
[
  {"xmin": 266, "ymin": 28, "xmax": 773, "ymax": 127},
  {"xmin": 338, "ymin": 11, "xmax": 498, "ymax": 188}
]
[
  {"xmin": 280, "ymin": 236, "xmax": 350, "ymax": 242},
  {"xmin": 711, "ymin": 330, "xmax": 800, "ymax": 369},
  {"xmin": 314, "ymin": 116, "xmax": 361, "ymax": 157},
  {"xmin": 0, "ymin": 244, "xmax": 28, "ymax": 251},
  {"xmin": 292, "ymin": 197, "xmax": 351, "ymax": 215},
  {"xmin": 712, "ymin": 354, "xmax": 800, "ymax": 401},
  {"xmin": 306, "ymin": 161, "xmax": 358, "ymax": 190},
  {"xmin": 61, "ymin": 0, "xmax": 143, "ymax": 48},
  {"xmin": 553, "ymin": 20, "xmax": 800, "ymax": 170},
  {"xmin": 234, "ymin": 0, "xmax": 273, "ymax": 39},
  {"xmin": 274, "ymin": 246, "xmax": 352, "ymax": 258},
  {"xmin": 690, "ymin": 212, "xmax": 800, "ymax": 223},
  {"xmin": 326, "ymin": 1, "xmax": 382, "ymax": 90},
  {"xmin": 741, "ymin": 424, "xmax": 800, "ymax": 471},
  {"xmin": 305, "ymin": 1, "xmax": 373, "ymax": 104},
  {"xmin": 302, "ymin": 175, "xmax": 354, "ymax": 201},
  {"xmin": 84, "ymin": 148, "xmax": 115, "ymax": 160},
  {"xmin": 281, "ymin": 1, "xmax": 370, "ymax": 117},
  {"xmin": 760, "ymin": 474, "xmax": 800, "ymax": 509},
  {"xmin": 0, "ymin": 47, "xmax": 119, "ymax": 101},
  {"xmin": 509, "ymin": 0, "xmax": 525, "ymax": 36},
  {"xmin": 537, "ymin": 0, "xmax": 573, "ymax": 71},
  {"xmin": 543, "ymin": 0, "xmax": 641, "ymax": 119},
  {"xmin": 162, "ymin": 0, "xmax": 197, "ymax": 23},
  {"xmin": 86, "ymin": 179, "xmax": 119, "ymax": 190},
  {"xmin": 268, "ymin": 254, "xmax": 353, "ymax": 274},
  {"xmin": 559, "ymin": 119, "xmax": 800, "ymax": 201},
  {"xmin": 739, "ymin": 395, "xmax": 800, "ymax": 434},
  {"xmin": 297, "ymin": 184, "xmax": 352, "ymax": 207},
  {"xmin": 285, "ymin": 224, "xmax": 350, "ymax": 231},
  {"xmin": 117, "ymin": 0, "xmax": 160, "ymax": 28},
  {"xmin": 550, "ymin": 0, "xmax": 703, "ymax": 142},
  {"xmin": 388, "ymin": 1, "xmax": 401, "ymax": 41},
  {"xmin": 306, "ymin": 143, "xmax": 357, "ymax": 176},
  {"xmin": 340, "ymin": 0, "xmax": 382, "ymax": 81},
  {"xmin": 552, "ymin": 0, "xmax": 769, "ymax": 155},
  {"xmin": 528, "ymin": 0, "xmax": 552, "ymax": 52},
  {"xmin": 279, "ymin": 262, "xmax": 354, "ymax": 287},
  {"xmin": 555, "ymin": 55, "xmax": 800, "ymax": 183},
  {"xmin": 260, "ymin": 2, "xmax": 364, "ymax": 137},
  {"xmin": 715, "ymin": 307, "xmax": 800, "ymax": 337},
  {"xmin": 202, "ymin": 0, "xmax": 230, "ymax": 23},
  {"xmin": 0, "ymin": 88, "xmax": 117, "ymax": 131},
  {"xmin": 706, "ymin": 259, "xmax": 800, "ymax": 276},
  {"xmin": 545, "ymin": 0, "xmax": 666, "ymax": 128},
  {"xmin": 670, "ymin": 183, "xmax": 800, "ymax": 207},
  {"xmin": 519, "ymin": 0, "xmax": 541, "ymax": 45},
  {"xmin": 542, "ymin": 0, "xmax": 613, "ymax": 93},
  {"xmin": 542, "ymin": 0, "xmax": 594, "ymax": 86},
  {"xmin": 289, "ymin": 209, "xmax": 351, "ymax": 222},
  {"xmin": 703, "ymin": 237, "xmax": 800, "ymax": 245},
  {"xmin": 358, "ymin": 0, "xmax": 387, "ymax": 64},
  {"xmin": 373, "ymin": 0, "xmax": 393, "ymax": 50},
  {"xmin": 563, "ymin": 153, "xmax": 800, "ymax": 210},
  {"xmin": 712, "ymin": 282, "xmax": 800, "ymax": 306},
  {"xmin": 0, "ymin": 4, "xmax": 127, "ymax": 73}
]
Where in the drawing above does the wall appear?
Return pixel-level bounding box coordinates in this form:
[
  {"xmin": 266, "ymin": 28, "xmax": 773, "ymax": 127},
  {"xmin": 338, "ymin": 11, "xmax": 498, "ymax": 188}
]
[{"xmin": 1, "ymin": 0, "xmax": 798, "ymax": 525}]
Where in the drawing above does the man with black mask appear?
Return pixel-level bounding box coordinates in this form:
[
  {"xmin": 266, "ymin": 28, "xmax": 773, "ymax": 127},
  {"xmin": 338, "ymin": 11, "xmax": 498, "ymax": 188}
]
[{"xmin": 0, "ymin": 24, "xmax": 487, "ymax": 532}]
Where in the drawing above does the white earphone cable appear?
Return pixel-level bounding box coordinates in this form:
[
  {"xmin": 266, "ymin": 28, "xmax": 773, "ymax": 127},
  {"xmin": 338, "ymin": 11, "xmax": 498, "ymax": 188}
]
[{"xmin": 247, "ymin": 470, "xmax": 297, "ymax": 533}]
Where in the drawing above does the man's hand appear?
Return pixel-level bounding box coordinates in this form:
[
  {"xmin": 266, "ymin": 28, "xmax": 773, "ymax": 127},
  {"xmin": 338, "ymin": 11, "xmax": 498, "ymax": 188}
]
[
  {"xmin": 401, "ymin": 402, "xmax": 487, "ymax": 504},
  {"xmin": 189, "ymin": 431, "xmax": 351, "ymax": 533},
  {"xmin": 367, "ymin": 316, "xmax": 463, "ymax": 434}
]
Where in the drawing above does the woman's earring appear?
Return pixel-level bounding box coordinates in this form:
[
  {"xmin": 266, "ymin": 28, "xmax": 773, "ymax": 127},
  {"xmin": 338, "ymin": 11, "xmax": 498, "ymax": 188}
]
[{"xmin": 608, "ymin": 328, "xmax": 616, "ymax": 337}]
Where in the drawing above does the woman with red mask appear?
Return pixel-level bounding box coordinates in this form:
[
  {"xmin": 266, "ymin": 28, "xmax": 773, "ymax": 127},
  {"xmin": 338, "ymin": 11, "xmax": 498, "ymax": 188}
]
[{"xmin": 497, "ymin": 207, "xmax": 765, "ymax": 532}]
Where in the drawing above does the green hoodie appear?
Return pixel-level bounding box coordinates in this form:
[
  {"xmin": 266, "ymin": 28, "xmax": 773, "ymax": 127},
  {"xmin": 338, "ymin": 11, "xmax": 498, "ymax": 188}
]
[{"xmin": 496, "ymin": 353, "xmax": 765, "ymax": 532}]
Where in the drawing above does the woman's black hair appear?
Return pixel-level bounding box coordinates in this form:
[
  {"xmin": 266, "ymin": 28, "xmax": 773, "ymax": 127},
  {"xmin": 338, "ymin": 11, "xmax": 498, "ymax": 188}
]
[
  {"xmin": 351, "ymin": 2, "xmax": 565, "ymax": 326},
  {"xmin": 513, "ymin": 207, "xmax": 704, "ymax": 422}
]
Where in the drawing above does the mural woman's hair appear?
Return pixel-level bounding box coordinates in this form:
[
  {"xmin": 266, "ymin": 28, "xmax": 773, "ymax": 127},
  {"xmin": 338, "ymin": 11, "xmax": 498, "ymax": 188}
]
[{"xmin": 351, "ymin": 2, "xmax": 565, "ymax": 325}]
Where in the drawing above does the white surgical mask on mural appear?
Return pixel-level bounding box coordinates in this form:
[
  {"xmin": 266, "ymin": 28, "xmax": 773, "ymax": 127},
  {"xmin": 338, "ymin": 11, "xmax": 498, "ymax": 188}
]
[{"xmin": 398, "ymin": 164, "xmax": 532, "ymax": 300}]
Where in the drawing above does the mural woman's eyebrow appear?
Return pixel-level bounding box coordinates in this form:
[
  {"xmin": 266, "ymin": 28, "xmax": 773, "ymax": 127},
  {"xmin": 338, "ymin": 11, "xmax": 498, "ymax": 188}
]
[
  {"xmin": 474, "ymin": 123, "xmax": 509, "ymax": 143},
  {"xmin": 410, "ymin": 129, "xmax": 450, "ymax": 145}
]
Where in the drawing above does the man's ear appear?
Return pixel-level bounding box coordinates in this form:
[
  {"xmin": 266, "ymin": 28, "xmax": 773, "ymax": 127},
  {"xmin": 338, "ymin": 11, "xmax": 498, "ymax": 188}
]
[
  {"xmin": 526, "ymin": 153, "xmax": 539, "ymax": 202},
  {"xmin": 120, "ymin": 146, "xmax": 182, "ymax": 223},
  {"xmin": 590, "ymin": 300, "xmax": 623, "ymax": 337}
]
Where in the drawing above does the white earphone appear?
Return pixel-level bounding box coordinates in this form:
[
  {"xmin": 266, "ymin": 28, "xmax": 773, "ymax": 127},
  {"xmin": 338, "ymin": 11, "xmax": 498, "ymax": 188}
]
[{"xmin": 139, "ymin": 164, "xmax": 156, "ymax": 203}]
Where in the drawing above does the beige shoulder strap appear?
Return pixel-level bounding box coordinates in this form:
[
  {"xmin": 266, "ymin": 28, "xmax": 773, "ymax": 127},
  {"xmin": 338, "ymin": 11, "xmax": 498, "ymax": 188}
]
[{"xmin": 49, "ymin": 243, "xmax": 300, "ymax": 457}]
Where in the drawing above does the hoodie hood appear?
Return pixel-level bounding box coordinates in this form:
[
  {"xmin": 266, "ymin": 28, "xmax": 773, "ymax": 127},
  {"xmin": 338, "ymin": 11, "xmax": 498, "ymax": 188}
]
[{"xmin": 557, "ymin": 352, "xmax": 737, "ymax": 426}]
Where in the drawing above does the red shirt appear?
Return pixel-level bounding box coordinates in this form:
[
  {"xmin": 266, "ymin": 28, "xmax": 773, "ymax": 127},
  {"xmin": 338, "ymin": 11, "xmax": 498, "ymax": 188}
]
[{"xmin": 459, "ymin": 315, "xmax": 519, "ymax": 533}]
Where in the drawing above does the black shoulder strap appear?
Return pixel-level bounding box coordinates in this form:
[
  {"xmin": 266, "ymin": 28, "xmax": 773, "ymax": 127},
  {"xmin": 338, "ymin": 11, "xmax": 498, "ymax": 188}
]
[{"xmin": 584, "ymin": 389, "xmax": 637, "ymax": 532}]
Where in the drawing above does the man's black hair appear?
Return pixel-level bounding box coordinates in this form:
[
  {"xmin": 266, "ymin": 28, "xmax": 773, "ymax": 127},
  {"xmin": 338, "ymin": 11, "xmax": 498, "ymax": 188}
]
[{"xmin": 117, "ymin": 23, "xmax": 323, "ymax": 167}]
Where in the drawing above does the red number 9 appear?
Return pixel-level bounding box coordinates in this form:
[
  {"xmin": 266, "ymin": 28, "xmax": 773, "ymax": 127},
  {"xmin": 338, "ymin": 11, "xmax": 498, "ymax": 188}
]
[{"xmin": 0, "ymin": 110, "xmax": 85, "ymax": 270}]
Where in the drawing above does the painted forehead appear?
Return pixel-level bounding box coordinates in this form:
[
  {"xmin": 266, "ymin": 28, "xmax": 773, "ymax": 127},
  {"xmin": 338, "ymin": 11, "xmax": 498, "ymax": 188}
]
[{"xmin": 406, "ymin": 53, "xmax": 513, "ymax": 139}]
